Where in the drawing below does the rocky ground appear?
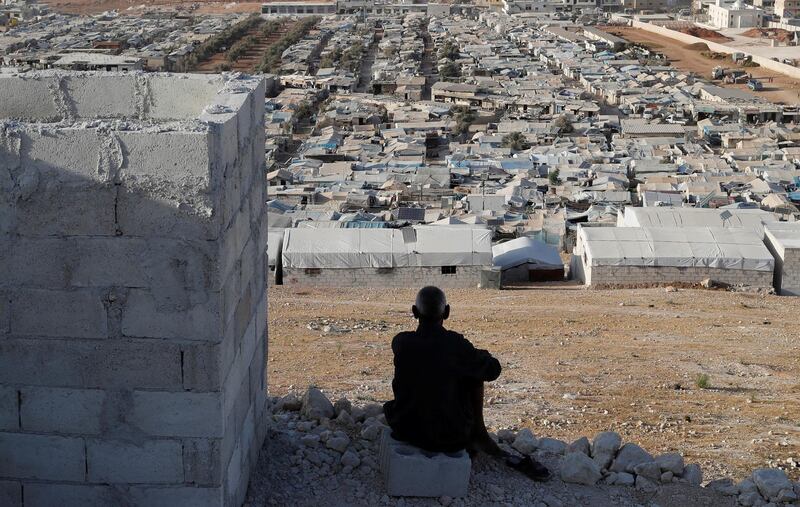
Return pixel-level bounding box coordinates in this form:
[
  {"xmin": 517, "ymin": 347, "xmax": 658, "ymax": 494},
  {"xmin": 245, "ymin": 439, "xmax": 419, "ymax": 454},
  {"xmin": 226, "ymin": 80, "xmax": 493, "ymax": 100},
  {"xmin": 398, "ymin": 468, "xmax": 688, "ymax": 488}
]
[
  {"xmin": 245, "ymin": 388, "xmax": 800, "ymax": 507},
  {"xmin": 265, "ymin": 285, "xmax": 800, "ymax": 484}
]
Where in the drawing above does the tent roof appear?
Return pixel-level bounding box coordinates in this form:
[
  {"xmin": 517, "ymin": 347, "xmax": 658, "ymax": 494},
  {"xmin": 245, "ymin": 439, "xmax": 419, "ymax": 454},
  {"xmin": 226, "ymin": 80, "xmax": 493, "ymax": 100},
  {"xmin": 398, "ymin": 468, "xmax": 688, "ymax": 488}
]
[
  {"xmin": 580, "ymin": 226, "xmax": 774, "ymax": 272},
  {"xmin": 492, "ymin": 237, "xmax": 563, "ymax": 270},
  {"xmin": 282, "ymin": 228, "xmax": 492, "ymax": 268}
]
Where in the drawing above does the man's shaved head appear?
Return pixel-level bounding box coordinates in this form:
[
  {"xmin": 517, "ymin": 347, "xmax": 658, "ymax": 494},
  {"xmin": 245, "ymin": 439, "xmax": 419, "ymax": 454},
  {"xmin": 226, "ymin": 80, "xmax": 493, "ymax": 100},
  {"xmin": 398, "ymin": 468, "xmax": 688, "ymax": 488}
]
[{"xmin": 413, "ymin": 286, "xmax": 450, "ymax": 323}]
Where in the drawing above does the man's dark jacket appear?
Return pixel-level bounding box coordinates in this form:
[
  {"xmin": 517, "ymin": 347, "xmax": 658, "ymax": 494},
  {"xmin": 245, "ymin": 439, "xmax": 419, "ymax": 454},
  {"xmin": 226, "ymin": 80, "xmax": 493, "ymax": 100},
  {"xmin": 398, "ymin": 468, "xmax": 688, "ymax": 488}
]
[{"xmin": 383, "ymin": 323, "xmax": 501, "ymax": 452}]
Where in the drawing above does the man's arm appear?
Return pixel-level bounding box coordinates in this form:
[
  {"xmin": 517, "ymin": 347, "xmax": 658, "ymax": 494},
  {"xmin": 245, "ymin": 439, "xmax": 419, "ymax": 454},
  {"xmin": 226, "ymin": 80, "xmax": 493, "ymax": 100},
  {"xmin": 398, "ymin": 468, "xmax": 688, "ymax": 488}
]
[{"xmin": 453, "ymin": 333, "xmax": 501, "ymax": 381}]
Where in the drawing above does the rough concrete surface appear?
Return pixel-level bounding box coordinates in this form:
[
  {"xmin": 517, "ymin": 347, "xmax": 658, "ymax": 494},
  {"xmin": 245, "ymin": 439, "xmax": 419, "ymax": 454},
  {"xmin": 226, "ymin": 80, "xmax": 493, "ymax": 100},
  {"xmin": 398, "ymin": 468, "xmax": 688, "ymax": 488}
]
[{"xmin": 0, "ymin": 70, "xmax": 268, "ymax": 507}]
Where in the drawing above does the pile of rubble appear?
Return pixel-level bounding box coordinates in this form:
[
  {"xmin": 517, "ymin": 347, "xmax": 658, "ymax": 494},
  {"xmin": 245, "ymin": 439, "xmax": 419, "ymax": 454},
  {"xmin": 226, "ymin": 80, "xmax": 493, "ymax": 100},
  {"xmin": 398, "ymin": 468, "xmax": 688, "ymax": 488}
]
[{"xmin": 247, "ymin": 387, "xmax": 800, "ymax": 507}]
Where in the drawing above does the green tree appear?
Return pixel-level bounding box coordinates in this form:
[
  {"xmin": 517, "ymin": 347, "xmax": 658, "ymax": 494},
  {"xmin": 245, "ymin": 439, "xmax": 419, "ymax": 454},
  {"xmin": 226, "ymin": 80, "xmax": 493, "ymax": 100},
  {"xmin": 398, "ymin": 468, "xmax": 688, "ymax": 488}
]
[
  {"xmin": 548, "ymin": 168, "xmax": 561, "ymax": 186},
  {"xmin": 501, "ymin": 132, "xmax": 529, "ymax": 151},
  {"xmin": 450, "ymin": 106, "xmax": 476, "ymax": 137},
  {"xmin": 440, "ymin": 61, "xmax": 461, "ymax": 80},
  {"xmin": 553, "ymin": 115, "xmax": 574, "ymax": 133}
]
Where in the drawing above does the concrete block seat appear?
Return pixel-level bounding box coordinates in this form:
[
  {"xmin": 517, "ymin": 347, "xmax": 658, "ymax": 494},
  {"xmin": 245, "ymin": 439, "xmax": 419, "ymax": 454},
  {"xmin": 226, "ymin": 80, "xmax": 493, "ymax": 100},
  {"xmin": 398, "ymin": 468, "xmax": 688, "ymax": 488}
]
[{"xmin": 379, "ymin": 430, "xmax": 471, "ymax": 497}]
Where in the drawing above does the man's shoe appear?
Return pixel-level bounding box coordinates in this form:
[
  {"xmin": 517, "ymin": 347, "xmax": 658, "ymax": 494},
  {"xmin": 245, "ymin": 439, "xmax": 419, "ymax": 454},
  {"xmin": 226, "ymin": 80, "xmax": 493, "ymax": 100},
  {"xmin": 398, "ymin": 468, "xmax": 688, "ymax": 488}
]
[{"xmin": 505, "ymin": 455, "xmax": 551, "ymax": 482}]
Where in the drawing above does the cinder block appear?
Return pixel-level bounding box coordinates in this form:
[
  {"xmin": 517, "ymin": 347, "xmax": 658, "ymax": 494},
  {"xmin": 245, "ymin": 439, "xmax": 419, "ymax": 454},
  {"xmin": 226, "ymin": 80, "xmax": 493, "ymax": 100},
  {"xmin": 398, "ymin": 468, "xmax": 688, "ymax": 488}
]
[
  {"xmin": 131, "ymin": 391, "xmax": 222, "ymax": 438},
  {"xmin": 10, "ymin": 288, "xmax": 108, "ymax": 339},
  {"xmin": 0, "ymin": 76, "xmax": 59, "ymax": 120},
  {"xmin": 183, "ymin": 438, "xmax": 222, "ymax": 485},
  {"xmin": 182, "ymin": 343, "xmax": 221, "ymax": 392},
  {"xmin": 146, "ymin": 74, "xmax": 221, "ymax": 121},
  {"xmin": 20, "ymin": 387, "xmax": 104, "ymax": 435},
  {"xmin": 0, "ymin": 387, "xmax": 17, "ymax": 431},
  {"xmin": 118, "ymin": 131, "xmax": 211, "ymax": 180},
  {"xmin": 115, "ymin": 186, "xmax": 220, "ymax": 240},
  {"xmin": 121, "ymin": 289, "xmax": 220, "ymax": 342},
  {"xmin": 129, "ymin": 486, "xmax": 223, "ymax": 507},
  {"xmin": 0, "ymin": 290, "xmax": 9, "ymax": 335},
  {"xmin": 0, "ymin": 432, "xmax": 85, "ymax": 481},
  {"xmin": 87, "ymin": 439, "xmax": 183, "ymax": 484},
  {"xmin": 0, "ymin": 480, "xmax": 21, "ymax": 507},
  {"xmin": 10, "ymin": 185, "xmax": 117, "ymax": 237},
  {"xmin": 379, "ymin": 431, "xmax": 470, "ymax": 498},
  {"xmin": 24, "ymin": 483, "xmax": 116, "ymax": 507},
  {"xmin": 64, "ymin": 75, "xmax": 137, "ymax": 119},
  {"xmin": 22, "ymin": 128, "xmax": 104, "ymax": 182},
  {"xmin": 0, "ymin": 338, "xmax": 182, "ymax": 390}
]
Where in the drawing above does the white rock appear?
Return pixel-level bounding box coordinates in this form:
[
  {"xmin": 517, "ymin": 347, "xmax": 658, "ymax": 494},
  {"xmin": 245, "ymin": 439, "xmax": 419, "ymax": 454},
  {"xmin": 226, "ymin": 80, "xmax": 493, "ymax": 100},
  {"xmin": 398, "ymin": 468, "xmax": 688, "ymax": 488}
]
[
  {"xmin": 603, "ymin": 472, "xmax": 618, "ymax": 485},
  {"xmin": 301, "ymin": 434, "xmax": 321, "ymax": 446},
  {"xmin": 278, "ymin": 392, "xmax": 302, "ymax": 412},
  {"xmin": 682, "ymin": 463, "xmax": 703, "ymax": 487},
  {"xmin": 776, "ymin": 488, "xmax": 797, "ymax": 503},
  {"xmin": 560, "ymin": 452, "xmax": 602, "ymax": 486},
  {"xmin": 633, "ymin": 461, "xmax": 661, "ymax": 482},
  {"xmin": 738, "ymin": 491, "xmax": 765, "ymax": 507},
  {"xmin": 335, "ymin": 410, "xmax": 354, "ymax": 426},
  {"xmin": 635, "ymin": 475, "xmax": 658, "ymax": 492},
  {"xmin": 362, "ymin": 403, "xmax": 384, "ymax": 418},
  {"xmin": 660, "ymin": 471, "xmax": 674, "ymax": 484},
  {"xmin": 614, "ymin": 472, "xmax": 635, "ymax": 486},
  {"xmin": 752, "ymin": 468, "xmax": 793, "ymax": 501},
  {"xmin": 361, "ymin": 423, "xmax": 384, "ymax": 441},
  {"xmin": 538, "ymin": 437, "xmax": 567, "ymax": 454},
  {"xmin": 739, "ymin": 479, "xmax": 759, "ymax": 494},
  {"xmin": 591, "ymin": 432, "xmax": 621, "ymax": 469},
  {"xmin": 567, "ymin": 436, "xmax": 590, "ymax": 456},
  {"xmin": 541, "ymin": 494, "xmax": 563, "ymax": 507},
  {"xmin": 610, "ymin": 443, "xmax": 653, "ymax": 473},
  {"xmin": 301, "ymin": 387, "xmax": 335, "ymax": 421},
  {"xmin": 706, "ymin": 478, "xmax": 739, "ymax": 496},
  {"xmin": 655, "ymin": 452, "xmax": 684, "ymax": 475},
  {"xmin": 334, "ymin": 397, "xmax": 352, "ymax": 416},
  {"xmin": 326, "ymin": 435, "xmax": 350, "ymax": 453},
  {"xmin": 341, "ymin": 450, "xmax": 361, "ymax": 468},
  {"xmin": 512, "ymin": 428, "xmax": 538, "ymax": 455},
  {"xmin": 497, "ymin": 429, "xmax": 516, "ymax": 443}
]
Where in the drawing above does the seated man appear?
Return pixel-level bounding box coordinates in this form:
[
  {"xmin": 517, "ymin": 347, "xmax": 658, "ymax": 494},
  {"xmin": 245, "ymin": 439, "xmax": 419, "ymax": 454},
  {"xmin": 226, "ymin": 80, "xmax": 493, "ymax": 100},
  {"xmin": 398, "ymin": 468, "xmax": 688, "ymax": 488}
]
[{"xmin": 384, "ymin": 286, "xmax": 549, "ymax": 481}]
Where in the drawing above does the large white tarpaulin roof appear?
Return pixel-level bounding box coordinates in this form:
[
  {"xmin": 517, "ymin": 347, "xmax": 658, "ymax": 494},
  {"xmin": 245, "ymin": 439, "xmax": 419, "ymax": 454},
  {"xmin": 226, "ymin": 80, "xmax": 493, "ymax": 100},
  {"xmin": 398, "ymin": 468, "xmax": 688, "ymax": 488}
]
[
  {"xmin": 580, "ymin": 226, "xmax": 774, "ymax": 272},
  {"xmin": 282, "ymin": 228, "xmax": 492, "ymax": 268},
  {"xmin": 619, "ymin": 207, "xmax": 777, "ymax": 235},
  {"xmin": 492, "ymin": 237, "xmax": 563, "ymax": 270}
]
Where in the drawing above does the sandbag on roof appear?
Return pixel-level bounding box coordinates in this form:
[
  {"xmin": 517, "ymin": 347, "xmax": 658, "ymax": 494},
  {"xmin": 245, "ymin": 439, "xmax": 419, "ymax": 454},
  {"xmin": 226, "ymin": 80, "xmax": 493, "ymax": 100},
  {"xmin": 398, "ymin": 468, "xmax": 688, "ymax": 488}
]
[{"xmin": 492, "ymin": 237, "xmax": 563, "ymax": 270}]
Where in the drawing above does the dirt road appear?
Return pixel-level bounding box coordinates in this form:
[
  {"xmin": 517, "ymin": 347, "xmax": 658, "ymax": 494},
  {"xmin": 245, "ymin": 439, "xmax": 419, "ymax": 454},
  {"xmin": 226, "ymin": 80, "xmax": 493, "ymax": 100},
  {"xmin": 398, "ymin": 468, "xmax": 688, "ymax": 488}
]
[
  {"xmin": 268, "ymin": 285, "xmax": 800, "ymax": 483},
  {"xmin": 605, "ymin": 26, "xmax": 800, "ymax": 105}
]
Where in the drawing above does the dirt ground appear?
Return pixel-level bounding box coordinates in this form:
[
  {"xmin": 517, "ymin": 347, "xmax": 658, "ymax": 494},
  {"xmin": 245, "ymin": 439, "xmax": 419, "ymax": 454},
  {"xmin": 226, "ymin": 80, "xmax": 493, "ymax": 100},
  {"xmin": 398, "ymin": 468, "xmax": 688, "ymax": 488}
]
[
  {"xmin": 268, "ymin": 285, "xmax": 800, "ymax": 483},
  {"xmin": 604, "ymin": 26, "xmax": 800, "ymax": 105},
  {"xmin": 39, "ymin": 0, "xmax": 261, "ymax": 15},
  {"xmin": 194, "ymin": 19, "xmax": 296, "ymax": 73}
]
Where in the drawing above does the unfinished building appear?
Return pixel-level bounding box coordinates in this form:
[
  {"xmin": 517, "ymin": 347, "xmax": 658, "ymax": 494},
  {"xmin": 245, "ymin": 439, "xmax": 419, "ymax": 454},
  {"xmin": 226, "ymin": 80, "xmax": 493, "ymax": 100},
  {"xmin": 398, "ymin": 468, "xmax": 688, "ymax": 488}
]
[
  {"xmin": 764, "ymin": 223, "xmax": 800, "ymax": 296},
  {"xmin": 572, "ymin": 226, "xmax": 775, "ymax": 287},
  {"xmin": 280, "ymin": 227, "xmax": 492, "ymax": 288},
  {"xmin": 0, "ymin": 71, "xmax": 268, "ymax": 506}
]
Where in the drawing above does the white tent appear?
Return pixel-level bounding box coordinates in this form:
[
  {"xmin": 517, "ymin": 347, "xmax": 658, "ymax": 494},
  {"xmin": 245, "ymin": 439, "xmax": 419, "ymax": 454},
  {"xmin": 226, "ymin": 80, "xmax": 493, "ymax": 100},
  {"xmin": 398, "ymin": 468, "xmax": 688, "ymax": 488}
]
[
  {"xmin": 282, "ymin": 228, "xmax": 492, "ymax": 268},
  {"xmin": 492, "ymin": 237, "xmax": 563, "ymax": 270},
  {"xmin": 618, "ymin": 207, "xmax": 777, "ymax": 235},
  {"xmin": 579, "ymin": 226, "xmax": 774, "ymax": 272}
]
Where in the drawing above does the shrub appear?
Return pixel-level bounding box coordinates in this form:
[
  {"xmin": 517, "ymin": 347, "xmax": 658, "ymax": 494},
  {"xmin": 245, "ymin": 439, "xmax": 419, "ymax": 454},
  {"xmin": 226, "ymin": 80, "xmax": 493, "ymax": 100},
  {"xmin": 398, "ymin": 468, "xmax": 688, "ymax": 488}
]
[{"xmin": 695, "ymin": 373, "xmax": 711, "ymax": 389}]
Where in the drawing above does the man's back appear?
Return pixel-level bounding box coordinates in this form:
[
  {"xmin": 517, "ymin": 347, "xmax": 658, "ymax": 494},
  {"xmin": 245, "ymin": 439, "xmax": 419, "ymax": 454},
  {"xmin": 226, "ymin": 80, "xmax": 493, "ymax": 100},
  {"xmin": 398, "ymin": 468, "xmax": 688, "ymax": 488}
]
[{"xmin": 383, "ymin": 323, "xmax": 501, "ymax": 452}]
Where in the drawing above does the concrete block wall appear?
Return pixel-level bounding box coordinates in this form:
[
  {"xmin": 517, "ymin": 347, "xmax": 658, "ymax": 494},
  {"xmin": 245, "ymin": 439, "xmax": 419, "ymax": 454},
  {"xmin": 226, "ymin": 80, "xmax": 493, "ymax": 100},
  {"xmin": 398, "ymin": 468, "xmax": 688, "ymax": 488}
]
[
  {"xmin": 583, "ymin": 264, "xmax": 773, "ymax": 288},
  {"xmin": 0, "ymin": 71, "xmax": 268, "ymax": 507},
  {"xmin": 282, "ymin": 266, "xmax": 484, "ymax": 288},
  {"xmin": 765, "ymin": 238, "xmax": 800, "ymax": 296}
]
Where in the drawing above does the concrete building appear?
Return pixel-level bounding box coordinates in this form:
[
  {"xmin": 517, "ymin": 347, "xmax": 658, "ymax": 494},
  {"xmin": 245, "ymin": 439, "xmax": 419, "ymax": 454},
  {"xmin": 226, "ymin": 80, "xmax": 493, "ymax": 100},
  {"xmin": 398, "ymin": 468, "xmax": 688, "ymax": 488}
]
[
  {"xmin": 708, "ymin": 0, "xmax": 764, "ymax": 29},
  {"xmin": 572, "ymin": 226, "xmax": 775, "ymax": 287},
  {"xmin": 621, "ymin": 0, "xmax": 671, "ymax": 11},
  {"xmin": 281, "ymin": 227, "xmax": 493, "ymax": 288},
  {"xmin": 0, "ymin": 71, "xmax": 268, "ymax": 506},
  {"xmin": 764, "ymin": 223, "xmax": 800, "ymax": 295},
  {"xmin": 262, "ymin": 1, "xmax": 337, "ymax": 15},
  {"xmin": 775, "ymin": 0, "xmax": 800, "ymax": 17}
]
